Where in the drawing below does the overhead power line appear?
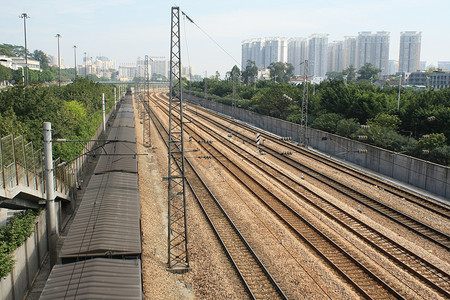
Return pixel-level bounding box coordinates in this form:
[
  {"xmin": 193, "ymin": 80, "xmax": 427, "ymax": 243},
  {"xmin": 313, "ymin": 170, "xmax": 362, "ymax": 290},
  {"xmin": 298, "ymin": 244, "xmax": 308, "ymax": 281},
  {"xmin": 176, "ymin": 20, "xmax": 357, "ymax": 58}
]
[{"xmin": 181, "ymin": 10, "xmax": 241, "ymax": 69}]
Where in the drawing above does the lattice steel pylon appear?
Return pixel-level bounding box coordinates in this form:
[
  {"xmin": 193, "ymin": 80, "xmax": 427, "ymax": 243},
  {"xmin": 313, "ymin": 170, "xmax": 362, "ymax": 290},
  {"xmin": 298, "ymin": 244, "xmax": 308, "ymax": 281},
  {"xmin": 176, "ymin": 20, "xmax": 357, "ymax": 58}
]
[
  {"xmin": 300, "ymin": 60, "xmax": 309, "ymax": 146},
  {"xmin": 167, "ymin": 6, "xmax": 189, "ymax": 272}
]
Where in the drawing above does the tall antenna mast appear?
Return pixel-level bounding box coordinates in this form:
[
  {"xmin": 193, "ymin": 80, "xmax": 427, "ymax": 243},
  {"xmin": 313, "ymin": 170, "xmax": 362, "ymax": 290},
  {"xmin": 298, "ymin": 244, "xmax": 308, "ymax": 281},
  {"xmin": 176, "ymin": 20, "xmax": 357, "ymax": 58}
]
[{"xmin": 167, "ymin": 6, "xmax": 189, "ymax": 272}]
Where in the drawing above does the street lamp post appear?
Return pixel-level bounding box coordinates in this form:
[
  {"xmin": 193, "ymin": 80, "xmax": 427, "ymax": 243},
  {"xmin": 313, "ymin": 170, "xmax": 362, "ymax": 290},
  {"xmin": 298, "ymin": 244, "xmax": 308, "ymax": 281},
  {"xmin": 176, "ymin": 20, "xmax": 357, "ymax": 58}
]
[
  {"xmin": 73, "ymin": 45, "xmax": 77, "ymax": 78},
  {"xmin": 397, "ymin": 75, "xmax": 402, "ymax": 111},
  {"xmin": 56, "ymin": 34, "xmax": 62, "ymax": 87},
  {"xmin": 84, "ymin": 52, "xmax": 87, "ymax": 77},
  {"xmin": 19, "ymin": 13, "xmax": 30, "ymax": 86}
]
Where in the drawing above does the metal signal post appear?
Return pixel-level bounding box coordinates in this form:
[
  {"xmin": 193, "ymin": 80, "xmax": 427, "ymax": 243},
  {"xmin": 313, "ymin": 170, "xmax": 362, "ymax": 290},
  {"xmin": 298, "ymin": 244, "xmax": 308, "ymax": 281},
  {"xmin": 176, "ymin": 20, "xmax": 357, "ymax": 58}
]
[{"xmin": 167, "ymin": 6, "xmax": 189, "ymax": 272}]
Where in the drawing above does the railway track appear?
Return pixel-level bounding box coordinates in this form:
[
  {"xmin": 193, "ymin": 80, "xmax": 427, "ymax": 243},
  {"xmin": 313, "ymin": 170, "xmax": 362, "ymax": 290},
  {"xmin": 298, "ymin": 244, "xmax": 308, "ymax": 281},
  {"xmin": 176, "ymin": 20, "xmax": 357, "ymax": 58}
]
[
  {"xmin": 174, "ymin": 95, "xmax": 450, "ymax": 251},
  {"xmin": 184, "ymin": 93, "xmax": 450, "ymax": 221},
  {"xmin": 143, "ymin": 97, "xmax": 287, "ymax": 299},
  {"xmin": 178, "ymin": 103, "xmax": 450, "ymax": 298},
  {"xmin": 150, "ymin": 93, "xmax": 406, "ymax": 299}
]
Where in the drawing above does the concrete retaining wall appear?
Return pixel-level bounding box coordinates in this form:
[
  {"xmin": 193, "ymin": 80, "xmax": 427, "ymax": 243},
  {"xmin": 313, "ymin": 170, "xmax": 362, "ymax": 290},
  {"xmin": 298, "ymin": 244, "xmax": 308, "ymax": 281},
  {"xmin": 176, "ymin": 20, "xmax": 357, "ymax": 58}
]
[
  {"xmin": 0, "ymin": 211, "xmax": 48, "ymax": 300},
  {"xmin": 185, "ymin": 94, "xmax": 450, "ymax": 199}
]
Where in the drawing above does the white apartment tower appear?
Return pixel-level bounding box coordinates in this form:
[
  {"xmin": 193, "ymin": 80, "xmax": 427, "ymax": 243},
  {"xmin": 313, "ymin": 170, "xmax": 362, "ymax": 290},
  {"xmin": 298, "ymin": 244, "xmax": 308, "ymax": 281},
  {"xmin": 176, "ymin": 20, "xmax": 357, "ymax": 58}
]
[
  {"xmin": 263, "ymin": 37, "xmax": 288, "ymax": 68},
  {"xmin": 357, "ymin": 31, "xmax": 390, "ymax": 75},
  {"xmin": 150, "ymin": 57, "xmax": 169, "ymax": 79},
  {"xmin": 399, "ymin": 31, "xmax": 421, "ymax": 73},
  {"xmin": 287, "ymin": 38, "xmax": 307, "ymax": 76},
  {"xmin": 343, "ymin": 36, "xmax": 357, "ymax": 69},
  {"xmin": 308, "ymin": 34, "xmax": 328, "ymax": 77},
  {"xmin": 241, "ymin": 37, "xmax": 287, "ymax": 70},
  {"xmin": 328, "ymin": 41, "xmax": 344, "ymax": 72}
]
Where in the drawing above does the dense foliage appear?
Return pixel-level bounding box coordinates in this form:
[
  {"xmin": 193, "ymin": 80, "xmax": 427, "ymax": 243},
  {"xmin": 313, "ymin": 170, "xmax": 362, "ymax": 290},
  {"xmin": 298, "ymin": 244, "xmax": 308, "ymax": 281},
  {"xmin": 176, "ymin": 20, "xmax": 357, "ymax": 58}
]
[
  {"xmin": 0, "ymin": 77, "xmax": 114, "ymax": 161},
  {"xmin": 186, "ymin": 74, "xmax": 450, "ymax": 166},
  {"xmin": 0, "ymin": 210, "xmax": 40, "ymax": 277}
]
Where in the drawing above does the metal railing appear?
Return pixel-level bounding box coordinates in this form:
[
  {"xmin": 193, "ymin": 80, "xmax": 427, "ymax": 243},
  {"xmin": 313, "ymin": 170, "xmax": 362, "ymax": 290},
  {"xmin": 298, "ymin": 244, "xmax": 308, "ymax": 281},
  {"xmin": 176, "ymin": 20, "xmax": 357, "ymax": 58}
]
[
  {"xmin": 1, "ymin": 134, "xmax": 45, "ymax": 194},
  {"xmin": 0, "ymin": 133, "xmax": 95, "ymax": 201}
]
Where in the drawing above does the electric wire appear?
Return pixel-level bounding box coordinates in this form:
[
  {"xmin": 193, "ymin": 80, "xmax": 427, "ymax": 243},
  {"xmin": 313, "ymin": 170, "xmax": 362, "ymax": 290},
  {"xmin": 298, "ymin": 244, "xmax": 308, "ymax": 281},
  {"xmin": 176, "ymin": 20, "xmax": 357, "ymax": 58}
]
[
  {"xmin": 181, "ymin": 10, "xmax": 241, "ymax": 69},
  {"xmin": 182, "ymin": 14, "xmax": 191, "ymax": 78}
]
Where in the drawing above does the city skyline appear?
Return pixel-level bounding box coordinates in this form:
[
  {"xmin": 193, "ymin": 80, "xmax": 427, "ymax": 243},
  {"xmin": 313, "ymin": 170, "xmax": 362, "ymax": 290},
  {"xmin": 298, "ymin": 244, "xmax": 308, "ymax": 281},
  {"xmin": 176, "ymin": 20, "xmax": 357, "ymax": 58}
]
[{"xmin": 1, "ymin": 0, "xmax": 449, "ymax": 77}]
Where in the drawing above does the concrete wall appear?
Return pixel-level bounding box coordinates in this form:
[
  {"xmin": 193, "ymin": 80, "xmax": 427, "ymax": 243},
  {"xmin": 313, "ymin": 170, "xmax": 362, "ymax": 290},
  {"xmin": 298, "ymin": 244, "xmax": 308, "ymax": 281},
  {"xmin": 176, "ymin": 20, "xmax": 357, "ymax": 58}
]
[
  {"xmin": 185, "ymin": 94, "xmax": 450, "ymax": 199},
  {"xmin": 0, "ymin": 211, "xmax": 47, "ymax": 300}
]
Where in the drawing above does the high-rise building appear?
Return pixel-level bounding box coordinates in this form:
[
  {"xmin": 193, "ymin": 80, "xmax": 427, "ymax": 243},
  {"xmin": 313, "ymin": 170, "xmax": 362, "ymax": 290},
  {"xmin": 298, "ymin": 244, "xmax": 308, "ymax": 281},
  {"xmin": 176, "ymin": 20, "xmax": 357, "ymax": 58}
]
[
  {"xmin": 263, "ymin": 37, "xmax": 287, "ymax": 68},
  {"xmin": 241, "ymin": 37, "xmax": 287, "ymax": 70},
  {"xmin": 357, "ymin": 31, "xmax": 373, "ymax": 69},
  {"xmin": 287, "ymin": 38, "xmax": 307, "ymax": 76},
  {"xmin": 420, "ymin": 61, "xmax": 427, "ymax": 70},
  {"xmin": 388, "ymin": 60, "xmax": 399, "ymax": 75},
  {"xmin": 438, "ymin": 61, "xmax": 450, "ymax": 71},
  {"xmin": 399, "ymin": 31, "xmax": 421, "ymax": 73},
  {"xmin": 343, "ymin": 36, "xmax": 357, "ymax": 69},
  {"xmin": 150, "ymin": 57, "xmax": 169, "ymax": 79},
  {"xmin": 374, "ymin": 31, "xmax": 390, "ymax": 75},
  {"xmin": 242, "ymin": 38, "xmax": 265, "ymax": 69},
  {"xmin": 357, "ymin": 31, "xmax": 390, "ymax": 75},
  {"xmin": 327, "ymin": 41, "xmax": 344, "ymax": 72},
  {"xmin": 308, "ymin": 34, "xmax": 328, "ymax": 77}
]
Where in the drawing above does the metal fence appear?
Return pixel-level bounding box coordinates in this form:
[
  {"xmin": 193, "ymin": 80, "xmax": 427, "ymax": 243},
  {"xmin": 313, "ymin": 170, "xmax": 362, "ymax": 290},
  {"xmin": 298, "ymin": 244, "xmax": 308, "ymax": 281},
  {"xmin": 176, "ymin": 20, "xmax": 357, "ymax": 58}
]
[
  {"xmin": 0, "ymin": 133, "xmax": 90, "ymax": 199},
  {"xmin": 1, "ymin": 134, "xmax": 45, "ymax": 193}
]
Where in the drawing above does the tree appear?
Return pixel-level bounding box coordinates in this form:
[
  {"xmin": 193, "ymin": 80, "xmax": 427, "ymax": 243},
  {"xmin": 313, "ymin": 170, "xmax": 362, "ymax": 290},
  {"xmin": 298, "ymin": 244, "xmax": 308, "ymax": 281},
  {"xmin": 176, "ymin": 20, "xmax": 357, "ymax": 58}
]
[
  {"xmin": 0, "ymin": 44, "xmax": 17, "ymax": 57},
  {"xmin": 230, "ymin": 65, "xmax": 240, "ymax": 79},
  {"xmin": 369, "ymin": 113, "xmax": 401, "ymax": 130},
  {"xmin": 342, "ymin": 65, "xmax": 357, "ymax": 82},
  {"xmin": 268, "ymin": 62, "xmax": 294, "ymax": 83},
  {"xmin": 326, "ymin": 71, "xmax": 344, "ymax": 80},
  {"xmin": 336, "ymin": 118, "xmax": 360, "ymax": 137},
  {"xmin": 358, "ymin": 63, "xmax": 381, "ymax": 80},
  {"xmin": 32, "ymin": 50, "xmax": 49, "ymax": 70},
  {"xmin": 250, "ymin": 85, "xmax": 297, "ymax": 119},
  {"xmin": 0, "ymin": 65, "xmax": 12, "ymax": 81},
  {"xmin": 0, "ymin": 44, "xmax": 24, "ymax": 57},
  {"xmin": 241, "ymin": 60, "xmax": 258, "ymax": 85},
  {"xmin": 311, "ymin": 113, "xmax": 343, "ymax": 133},
  {"xmin": 417, "ymin": 133, "xmax": 446, "ymax": 150}
]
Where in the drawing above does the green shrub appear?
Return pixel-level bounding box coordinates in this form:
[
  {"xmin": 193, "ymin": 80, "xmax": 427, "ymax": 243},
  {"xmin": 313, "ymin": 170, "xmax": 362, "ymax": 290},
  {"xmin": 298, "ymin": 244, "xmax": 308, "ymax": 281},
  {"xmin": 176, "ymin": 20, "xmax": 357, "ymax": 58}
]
[{"xmin": 0, "ymin": 210, "xmax": 40, "ymax": 277}]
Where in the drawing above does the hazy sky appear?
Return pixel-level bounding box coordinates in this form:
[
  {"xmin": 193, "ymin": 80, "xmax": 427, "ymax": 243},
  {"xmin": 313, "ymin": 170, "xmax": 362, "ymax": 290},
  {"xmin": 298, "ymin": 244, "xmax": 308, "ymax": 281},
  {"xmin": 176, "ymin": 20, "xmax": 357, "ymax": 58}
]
[{"xmin": 2, "ymin": 0, "xmax": 449, "ymax": 77}]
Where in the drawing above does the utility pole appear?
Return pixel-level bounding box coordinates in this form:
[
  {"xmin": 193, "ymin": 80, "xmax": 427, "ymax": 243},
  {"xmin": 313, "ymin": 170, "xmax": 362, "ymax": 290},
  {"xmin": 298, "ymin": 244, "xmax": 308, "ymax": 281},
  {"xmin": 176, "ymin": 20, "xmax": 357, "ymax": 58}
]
[
  {"xmin": 19, "ymin": 13, "xmax": 30, "ymax": 86},
  {"xmin": 232, "ymin": 72, "xmax": 237, "ymax": 111},
  {"xmin": 145, "ymin": 55, "xmax": 149, "ymax": 101},
  {"xmin": 204, "ymin": 71, "xmax": 208, "ymax": 100},
  {"xmin": 56, "ymin": 34, "xmax": 62, "ymax": 87},
  {"xmin": 84, "ymin": 52, "xmax": 87, "ymax": 77},
  {"xmin": 43, "ymin": 122, "xmax": 58, "ymax": 268},
  {"xmin": 143, "ymin": 55, "xmax": 151, "ymax": 148},
  {"xmin": 397, "ymin": 75, "xmax": 402, "ymax": 111},
  {"xmin": 300, "ymin": 60, "xmax": 309, "ymax": 146},
  {"xmin": 102, "ymin": 93, "xmax": 106, "ymax": 134},
  {"xmin": 73, "ymin": 45, "xmax": 77, "ymax": 78},
  {"xmin": 167, "ymin": 6, "xmax": 189, "ymax": 273}
]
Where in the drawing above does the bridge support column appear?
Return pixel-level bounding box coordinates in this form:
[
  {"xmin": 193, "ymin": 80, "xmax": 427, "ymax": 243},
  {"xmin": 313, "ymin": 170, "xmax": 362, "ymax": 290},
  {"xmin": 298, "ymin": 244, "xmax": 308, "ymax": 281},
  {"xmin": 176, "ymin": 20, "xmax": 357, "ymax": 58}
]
[{"xmin": 44, "ymin": 122, "xmax": 58, "ymax": 268}]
